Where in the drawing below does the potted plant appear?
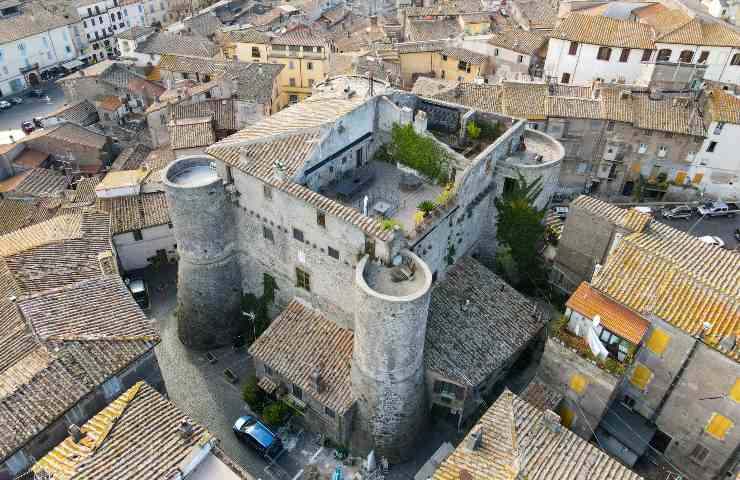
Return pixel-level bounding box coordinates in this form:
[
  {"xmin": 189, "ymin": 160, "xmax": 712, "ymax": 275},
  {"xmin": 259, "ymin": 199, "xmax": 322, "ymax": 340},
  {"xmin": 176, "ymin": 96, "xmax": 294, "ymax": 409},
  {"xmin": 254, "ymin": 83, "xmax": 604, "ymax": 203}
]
[{"xmin": 417, "ymin": 200, "xmax": 437, "ymax": 217}]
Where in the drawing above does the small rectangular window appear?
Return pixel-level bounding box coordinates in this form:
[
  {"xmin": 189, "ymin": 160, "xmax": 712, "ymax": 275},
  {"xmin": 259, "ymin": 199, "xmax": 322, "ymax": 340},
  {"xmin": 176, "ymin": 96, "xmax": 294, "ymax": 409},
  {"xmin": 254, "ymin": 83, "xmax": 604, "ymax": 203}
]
[
  {"xmin": 296, "ymin": 267, "xmax": 310, "ymax": 291},
  {"xmin": 317, "ymin": 211, "xmax": 326, "ymax": 227},
  {"xmin": 707, "ymin": 141, "xmax": 718, "ymax": 152},
  {"xmin": 641, "ymin": 49, "xmax": 653, "ymax": 62},
  {"xmin": 689, "ymin": 444, "xmax": 709, "ymax": 464},
  {"xmin": 307, "ymin": 62, "xmax": 313, "ymax": 70},
  {"xmin": 517, "ymin": 54, "xmax": 523, "ymax": 63},
  {"xmin": 263, "ymin": 184, "xmax": 272, "ymax": 199},
  {"xmin": 561, "ymin": 72, "xmax": 570, "ymax": 84},
  {"xmin": 568, "ymin": 41, "xmax": 578, "ymax": 55},
  {"xmin": 698, "ymin": 51, "xmax": 709, "ymax": 63},
  {"xmin": 263, "ymin": 226, "xmax": 273, "ymax": 242},
  {"xmin": 292, "ymin": 383, "xmax": 303, "ymax": 399},
  {"xmin": 597, "ymin": 46, "xmax": 612, "ymax": 61},
  {"xmin": 620, "ymin": 48, "xmax": 630, "ymax": 63},
  {"xmin": 606, "ymin": 121, "xmax": 615, "ymax": 131},
  {"xmin": 264, "ymin": 364, "xmax": 273, "ymax": 376},
  {"xmin": 494, "ymin": 48, "xmax": 499, "ymax": 56},
  {"xmin": 325, "ymin": 406, "xmax": 335, "ymax": 418},
  {"xmin": 133, "ymin": 229, "xmax": 143, "ymax": 241},
  {"xmin": 328, "ymin": 246, "xmax": 339, "ymax": 259},
  {"xmin": 293, "ymin": 228, "xmax": 304, "ymax": 242}
]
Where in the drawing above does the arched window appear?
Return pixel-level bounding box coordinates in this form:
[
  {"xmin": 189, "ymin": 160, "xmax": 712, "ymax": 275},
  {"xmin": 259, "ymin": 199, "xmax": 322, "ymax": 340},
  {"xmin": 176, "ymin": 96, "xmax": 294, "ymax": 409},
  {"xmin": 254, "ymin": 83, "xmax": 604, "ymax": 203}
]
[
  {"xmin": 679, "ymin": 50, "xmax": 694, "ymax": 63},
  {"xmin": 657, "ymin": 49, "xmax": 672, "ymax": 62}
]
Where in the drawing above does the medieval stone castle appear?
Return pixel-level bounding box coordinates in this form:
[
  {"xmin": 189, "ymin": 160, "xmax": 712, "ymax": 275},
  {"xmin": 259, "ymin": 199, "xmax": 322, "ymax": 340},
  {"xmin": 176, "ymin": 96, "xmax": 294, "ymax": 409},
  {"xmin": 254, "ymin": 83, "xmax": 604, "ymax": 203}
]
[{"xmin": 163, "ymin": 76, "xmax": 564, "ymax": 461}]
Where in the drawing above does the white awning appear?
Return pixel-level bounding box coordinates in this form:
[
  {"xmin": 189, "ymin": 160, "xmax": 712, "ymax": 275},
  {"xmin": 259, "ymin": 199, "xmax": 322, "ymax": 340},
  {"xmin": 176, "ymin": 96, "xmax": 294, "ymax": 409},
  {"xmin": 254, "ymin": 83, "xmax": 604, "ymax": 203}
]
[{"xmin": 62, "ymin": 59, "xmax": 83, "ymax": 70}]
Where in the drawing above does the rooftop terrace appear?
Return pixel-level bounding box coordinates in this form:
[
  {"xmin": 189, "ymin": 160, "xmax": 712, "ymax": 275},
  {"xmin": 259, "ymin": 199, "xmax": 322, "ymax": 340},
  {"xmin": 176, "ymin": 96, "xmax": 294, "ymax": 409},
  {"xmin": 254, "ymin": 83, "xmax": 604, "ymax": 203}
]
[{"xmin": 322, "ymin": 160, "xmax": 444, "ymax": 237}]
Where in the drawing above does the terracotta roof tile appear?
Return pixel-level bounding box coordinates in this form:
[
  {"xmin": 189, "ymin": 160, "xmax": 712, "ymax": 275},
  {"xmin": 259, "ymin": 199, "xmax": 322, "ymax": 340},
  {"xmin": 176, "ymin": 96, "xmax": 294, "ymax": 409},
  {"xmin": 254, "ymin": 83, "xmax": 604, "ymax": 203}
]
[
  {"xmin": 33, "ymin": 382, "xmax": 249, "ymax": 479},
  {"xmin": 488, "ymin": 29, "xmax": 547, "ymax": 55},
  {"xmin": 168, "ymin": 116, "xmax": 216, "ymax": 150},
  {"xmin": 249, "ymin": 299, "xmax": 355, "ymax": 414},
  {"xmin": 552, "ymin": 13, "xmax": 655, "ymax": 49},
  {"xmin": 426, "ymin": 257, "xmax": 545, "ymax": 386},
  {"xmin": 96, "ymin": 192, "xmax": 171, "ymax": 234},
  {"xmin": 567, "ymin": 282, "xmax": 649, "ymax": 344},
  {"xmin": 434, "ymin": 389, "xmax": 643, "ymax": 479}
]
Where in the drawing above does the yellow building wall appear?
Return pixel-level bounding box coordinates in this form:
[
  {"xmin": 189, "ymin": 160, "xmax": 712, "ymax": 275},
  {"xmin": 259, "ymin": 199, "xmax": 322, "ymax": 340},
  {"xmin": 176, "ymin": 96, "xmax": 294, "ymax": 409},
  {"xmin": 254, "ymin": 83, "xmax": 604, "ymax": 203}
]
[
  {"xmin": 399, "ymin": 51, "xmax": 440, "ymax": 88},
  {"xmin": 436, "ymin": 54, "xmax": 485, "ymax": 82},
  {"xmin": 233, "ymin": 42, "xmax": 270, "ymax": 63},
  {"xmin": 462, "ymin": 21, "xmax": 490, "ymax": 34}
]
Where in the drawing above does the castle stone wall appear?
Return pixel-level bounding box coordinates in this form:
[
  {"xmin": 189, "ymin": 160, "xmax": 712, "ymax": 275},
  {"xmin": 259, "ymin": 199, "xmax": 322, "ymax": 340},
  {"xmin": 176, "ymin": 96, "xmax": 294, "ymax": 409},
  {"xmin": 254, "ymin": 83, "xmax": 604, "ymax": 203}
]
[{"xmin": 164, "ymin": 156, "xmax": 243, "ymax": 349}]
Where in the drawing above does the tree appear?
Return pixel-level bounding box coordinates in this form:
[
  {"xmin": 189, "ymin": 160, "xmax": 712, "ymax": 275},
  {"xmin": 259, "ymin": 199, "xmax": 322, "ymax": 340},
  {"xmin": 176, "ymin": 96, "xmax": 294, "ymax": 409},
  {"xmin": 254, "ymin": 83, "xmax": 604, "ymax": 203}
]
[{"xmin": 493, "ymin": 173, "xmax": 545, "ymax": 293}]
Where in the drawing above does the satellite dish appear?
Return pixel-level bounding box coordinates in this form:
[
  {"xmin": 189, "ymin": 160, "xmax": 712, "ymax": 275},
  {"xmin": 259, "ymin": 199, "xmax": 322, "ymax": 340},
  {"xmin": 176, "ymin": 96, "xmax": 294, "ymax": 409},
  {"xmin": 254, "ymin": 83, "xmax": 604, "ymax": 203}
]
[{"xmin": 391, "ymin": 254, "xmax": 402, "ymax": 266}]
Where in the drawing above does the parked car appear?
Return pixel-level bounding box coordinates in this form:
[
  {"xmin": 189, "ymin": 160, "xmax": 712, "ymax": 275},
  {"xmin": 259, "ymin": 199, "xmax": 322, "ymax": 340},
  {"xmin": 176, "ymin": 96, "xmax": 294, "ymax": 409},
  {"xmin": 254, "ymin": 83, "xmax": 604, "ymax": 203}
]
[
  {"xmin": 233, "ymin": 416, "xmax": 283, "ymax": 458},
  {"xmin": 21, "ymin": 121, "xmax": 34, "ymax": 134},
  {"xmin": 38, "ymin": 94, "xmax": 51, "ymax": 103},
  {"xmin": 125, "ymin": 278, "xmax": 150, "ymax": 310},
  {"xmin": 633, "ymin": 206, "xmax": 653, "ymax": 215},
  {"xmin": 699, "ymin": 235, "xmax": 726, "ymax": 248},
  {"xmin": 552, "ymin": 206, "xmax": 569, "ymax": 219},
  {"xmin": 10, "ymin": 97, "xmax": 22, "ymax": 105},
  {"xmin": 0, "ymin": 100, "xmax": 11, "ymax": 110},
  {"xmin": 661, "ymin": 205, "xmax": 692, "ymax": 220},
  {"xmin": 697, "ymin": 201, "xmax": 733, "ymax": 217},
  {"xmin": 28, "ymin": 89, "xmax": 45, "ymax": 97}
]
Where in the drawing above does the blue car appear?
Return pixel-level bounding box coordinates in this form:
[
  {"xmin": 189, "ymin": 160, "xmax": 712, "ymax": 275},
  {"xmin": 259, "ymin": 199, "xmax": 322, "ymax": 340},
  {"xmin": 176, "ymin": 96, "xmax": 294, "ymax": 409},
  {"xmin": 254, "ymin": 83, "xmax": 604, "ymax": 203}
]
[{"xmin": 232, "ymin": 416, "xmax": 283, "ymax": 458}]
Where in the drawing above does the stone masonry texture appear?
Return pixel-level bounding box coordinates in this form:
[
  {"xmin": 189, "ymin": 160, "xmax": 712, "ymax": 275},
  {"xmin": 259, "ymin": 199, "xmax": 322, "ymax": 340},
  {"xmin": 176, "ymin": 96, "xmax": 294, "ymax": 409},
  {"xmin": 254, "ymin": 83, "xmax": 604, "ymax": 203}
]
[{"xmin": 164, "ymin": 156, "xmax": 243, "ymax": 350}]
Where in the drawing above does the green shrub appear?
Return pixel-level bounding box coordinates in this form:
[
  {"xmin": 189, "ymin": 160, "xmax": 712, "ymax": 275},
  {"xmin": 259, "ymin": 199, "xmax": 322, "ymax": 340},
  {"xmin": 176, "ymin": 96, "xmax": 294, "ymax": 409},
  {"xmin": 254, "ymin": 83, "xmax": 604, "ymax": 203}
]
[
  {"xmin": 417, "ymin": 200, "xmax": 437, "ymax": 214},
  {"xmin": 243, "ymin": 375, "xmax": 267, "ymax": 413},
  {"xmin": 389, "ymin": 123, "xmax": 449, "ymax": 182},
  {"xmin": 381, "ymin": 218, "xmax": 401, "ymax": 231},
  {"xmin": 262, "ymin": 401, "xmax": 290, "ymax": 427},
  {"xmin": 478, "ymin": 118, "xmax": 504, "ymax": 141},
  {"xmin": 467, "ymin": 121, "xmax": 481, "ymax": 140}
]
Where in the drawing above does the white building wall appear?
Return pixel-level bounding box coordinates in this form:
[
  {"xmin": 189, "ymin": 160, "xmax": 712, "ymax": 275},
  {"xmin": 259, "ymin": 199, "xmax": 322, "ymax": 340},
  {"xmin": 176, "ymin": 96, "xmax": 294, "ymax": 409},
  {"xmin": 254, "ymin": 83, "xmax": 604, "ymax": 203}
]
[
  {"xmin": 693, "ymin": 121, "xmax": 740, "ymax": 199},
  {"xmin": 545, "ymin": 38, "xmax": 648, "ymax": 84},
  {"xmin": 702, "ymin": 46, "xmax": 740, "ymax": 87},
  {"xmin": 0, "ymin": 26, "xmax": 77, "ymax": 96},
  {"xmin": 143, "ymin": 0, "xmax": 170, "ymax": 26},
  {"xmin": 114, "ymin": 223, "xmax": 176, "ymax": 271}
]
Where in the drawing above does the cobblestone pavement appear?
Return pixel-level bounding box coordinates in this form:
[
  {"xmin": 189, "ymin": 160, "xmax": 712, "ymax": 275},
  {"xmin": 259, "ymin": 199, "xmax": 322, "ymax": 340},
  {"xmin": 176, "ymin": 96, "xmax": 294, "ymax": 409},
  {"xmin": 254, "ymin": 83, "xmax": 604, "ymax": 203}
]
[{"xmin": 143, "ymin": 264, "xmax": 305, "ymax": 479}]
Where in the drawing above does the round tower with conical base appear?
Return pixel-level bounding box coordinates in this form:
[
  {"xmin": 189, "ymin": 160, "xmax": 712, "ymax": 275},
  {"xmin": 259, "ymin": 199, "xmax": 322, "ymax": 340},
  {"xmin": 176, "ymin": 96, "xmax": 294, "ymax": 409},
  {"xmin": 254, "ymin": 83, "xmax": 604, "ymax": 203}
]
[
  {"xmin": 351, "ymin": 250, "xmax": 432, "ymax": 462},
  {"xmin": 163, "ymin": 155, "xmax": 243, "ymax": 350}
]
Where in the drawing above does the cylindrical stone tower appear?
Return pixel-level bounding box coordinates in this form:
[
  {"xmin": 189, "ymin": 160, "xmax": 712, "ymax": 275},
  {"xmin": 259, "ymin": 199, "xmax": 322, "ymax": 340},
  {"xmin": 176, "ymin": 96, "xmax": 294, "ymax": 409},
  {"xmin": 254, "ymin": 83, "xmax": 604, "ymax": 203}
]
[
  {"xmin": 351, "ymin": 250, "xmax": 432, "ymax": 462},
  {"xmin": 163, "ymin": 155, "xmax": 243, "ymax": 350}
]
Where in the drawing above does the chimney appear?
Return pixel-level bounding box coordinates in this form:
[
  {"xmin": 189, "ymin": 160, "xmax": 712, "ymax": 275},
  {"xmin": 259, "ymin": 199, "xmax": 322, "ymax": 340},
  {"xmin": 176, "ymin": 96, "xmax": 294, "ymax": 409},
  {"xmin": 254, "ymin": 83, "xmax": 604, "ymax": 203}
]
[
  {"xmin": 465, "ymin": 426, "xmax": 483, "ymax": 451},
  {"xmin": 542, "ymin": 409, "xmax": 562, "ymax": 433},
  {"xmin": 178, "ymin": 420, "xmax": 194, "ymax": 441},
  {"xmin": 310, "ymin": 367, "xmax": 322, "ymax": 393},
  {"xmin": 68, "ymin": 424, "xmax": 84, "ymax": 443}
]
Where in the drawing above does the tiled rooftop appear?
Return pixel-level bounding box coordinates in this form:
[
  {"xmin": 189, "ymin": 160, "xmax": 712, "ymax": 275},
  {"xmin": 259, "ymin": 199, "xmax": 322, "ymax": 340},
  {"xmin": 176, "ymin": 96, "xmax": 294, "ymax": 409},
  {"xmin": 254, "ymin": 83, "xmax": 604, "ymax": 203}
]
[
  {"xmin": 168, "ymin": 116, "xmax": 216, "ymax": 150},
  {"xmin": 97, "ymin": 192, "xmax": 171, "ymax": 235},
  {"xmin": 426, "ymin": 257, "xmax": 545, "ymax": 386},
  {"xmin": 32, "ymin": 382, "xmax": 250, "ymax": 479},
  {"xmin": 0, "ymin": 275, "xmax": 158, "ymax": 464},
  {"xmin": 433, "ymin": 389, "xmax": 643, "ymax": 479},
  {"xmin": 248, "ymin": 299, "xmax": 355, "ymax": 414}
]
